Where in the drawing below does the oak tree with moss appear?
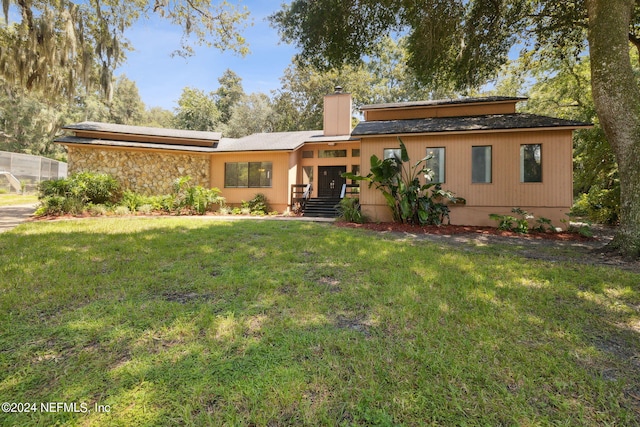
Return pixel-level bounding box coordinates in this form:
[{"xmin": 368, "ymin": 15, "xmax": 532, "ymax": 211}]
[{"xmin": 1, "ymin": 0, "xmax": 250, "ymax": 101}]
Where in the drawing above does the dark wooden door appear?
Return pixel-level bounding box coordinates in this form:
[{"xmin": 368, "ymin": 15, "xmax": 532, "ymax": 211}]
[{"xmin": 318, "ymin": 166, "xmax": 346, "ymax": 198}]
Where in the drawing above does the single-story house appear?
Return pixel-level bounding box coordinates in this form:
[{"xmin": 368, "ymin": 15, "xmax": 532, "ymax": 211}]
[{"xmin": 55, "ymin": 89, "xmax": 591, "ymax": 227}]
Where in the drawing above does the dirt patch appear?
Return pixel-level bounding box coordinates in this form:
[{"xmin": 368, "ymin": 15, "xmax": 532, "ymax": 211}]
[
  {"xmin": 162, "ymin": 291, "xmax": 218, "ymax": 304},
  {"xmin": 335, "ymin": 222, "xmax": 640, "ymax": 273},
  {"xmin": 336, "ymin": 222, "xmax": 593, "ymax": 241}
]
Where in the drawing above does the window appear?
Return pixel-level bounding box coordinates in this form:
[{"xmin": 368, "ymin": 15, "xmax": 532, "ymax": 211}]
[
  {"xmin": 472, "ymin": 146, "xmax": 492, "ymax": 183},
  {"xmin": 520, "ymin": 144, "xmax": 542, "ymax": 182},
  {"xmin": 302, "ymin": 150, "xmax": 314, "ymax": 158},
  {"xmin": 352, "ymin": 149, "xmax": 360, "ymax": 157},
  {"xmin": 225, "ymin": 162, "xmax": 272, "ymax": 188},
  {"xmin": 383, "ymin": 148, "xmax": 402, "ymax": 160},
  {"xmin": 318, "ymin": 149, "xmax": 347, "ymax": 158},
  {"xmin": 426, "ymin": 147, "xmax": 445, "ymax": 183}
]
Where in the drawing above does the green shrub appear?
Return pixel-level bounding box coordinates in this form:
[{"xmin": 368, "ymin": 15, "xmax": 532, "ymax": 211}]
[
  {"xmin": 88, "ymin": 204, "xmax": 108, "ymax": 216},
  {"xmin": 38, "ymin": 178, "xmax": 71, "ymax": 198},
  {"xmin": 37, "ymin": 172, "xmax": 121, "ymax": 215},
  {"xmin": 114, "ymin": 206, "xmax": 130, "ymax": 216},
  {"xmin": 137, "ymin": 204, "xmax": 154, "ymax": 215},
  {"xmin": 533, "ymin": 217, "xmax": 557, "ymax": 233},
  {"xmin": 71, "ymin": 172, "xmax": 121, "ymax": 204},
  {"xmin": 122, "ymin": 190, "xmax": 144, "ymax": 211},
  {"xmin": 489, "ymin": 208, "xmax": 557, "ymax": 234},
  {"xmin": 572, "ymin": 187, "xmax": 620, "ymax": 225},
  {"xmin": 35, "ymin": 195, "xmax": 66, "ymax": 216},
  {"xmin": 241, "ymin": 193, "xmax": 270, "ymax": 215},
  {"xmin": 172, "ymin": 176, "xmax": 224, "ymax": 215},
  {"xmin": 336, "ymin": 197, "xmax": 366, "ymax": 223}
]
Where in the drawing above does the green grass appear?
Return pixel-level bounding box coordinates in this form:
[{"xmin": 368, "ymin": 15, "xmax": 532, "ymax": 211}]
[
  {"xmin": 0, "ymin": 194, "xmax": 38, "ymax": 206},
  {"xmin": 1, "ymin": 218, "xmax": 639, "ymax": 426}
]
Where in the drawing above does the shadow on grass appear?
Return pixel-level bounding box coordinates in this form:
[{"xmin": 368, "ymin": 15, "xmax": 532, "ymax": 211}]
[{"xmin": 0, "ymin": 218, "xmax": 638, "ymax": 425}]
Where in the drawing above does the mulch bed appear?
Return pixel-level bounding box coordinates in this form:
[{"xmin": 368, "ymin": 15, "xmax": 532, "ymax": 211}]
[{"xmin": 334, "ymin": 222, "xmax": 594, "ymax": 242}]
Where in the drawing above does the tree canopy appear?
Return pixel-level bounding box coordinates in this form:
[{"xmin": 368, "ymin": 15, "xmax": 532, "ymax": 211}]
[
  {"xmin": 270, "ymin": 1, "xmax": 640, "ymax": 91},
  {"xmin": 0, "ymin": 0, "xmax": 250, "ymax": 100}
]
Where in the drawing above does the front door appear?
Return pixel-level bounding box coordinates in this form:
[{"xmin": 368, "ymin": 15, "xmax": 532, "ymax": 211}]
[{"xmin": 318, "ymin": 166, "xmax": 346, "ymax": 198}]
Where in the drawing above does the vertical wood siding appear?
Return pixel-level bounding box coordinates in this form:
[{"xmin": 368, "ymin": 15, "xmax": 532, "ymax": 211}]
[
  {"xmin": 364, "ymin": 102, "xmax": 517, "ymax": 121},
  {"xmin": 359, "ymin": 130, "xmax": 573, "ymax": 213}
]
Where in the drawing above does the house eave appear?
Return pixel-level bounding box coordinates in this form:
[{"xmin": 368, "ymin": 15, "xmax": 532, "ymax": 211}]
[
  {"xmin": 55, "ymin": 136, "xmax": 217, "ymax": 154},
  {"xmin": 359, "ymin": 96, "xmax": 528, "ymax": 112},
  {"xmin": 352, "ymin": 125, "xmax": 593, "ymax": 139}
]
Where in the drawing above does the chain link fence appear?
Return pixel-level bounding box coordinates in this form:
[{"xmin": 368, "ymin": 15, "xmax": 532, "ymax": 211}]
[{"xmin": 0, "ymin": 151, "xmax": 68, "ymax": 194}]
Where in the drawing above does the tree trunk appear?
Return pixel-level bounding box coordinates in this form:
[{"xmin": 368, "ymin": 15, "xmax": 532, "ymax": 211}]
[{"xmin": 586, "ymin": 0, "xmax": 640, "ymax": 258}]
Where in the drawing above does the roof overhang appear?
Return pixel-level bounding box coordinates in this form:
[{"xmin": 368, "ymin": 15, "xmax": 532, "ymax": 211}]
[
  {"xmin": 359, "ymin": 96, "xmax": 528, "ymax": 112},
  {"xmin": 63, "ymin": 122, "xmax": 222, "ymax": 142},
  {"xmin": 55, "ymin": 136, "xmax": 217, "ymax": 154},
  {"xmin": 351, "ymin": 113, "xmax": 593, "ymax": 137}
]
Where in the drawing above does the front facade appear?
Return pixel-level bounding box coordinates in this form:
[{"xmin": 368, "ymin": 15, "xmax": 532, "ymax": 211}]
[{"xmin": 56, "ymin": 92, "xmax": 590, "ymax": 227}]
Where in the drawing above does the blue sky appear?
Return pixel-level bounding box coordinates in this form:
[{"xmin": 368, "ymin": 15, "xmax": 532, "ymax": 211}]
[{"xmin": 116, "ymin": 1, "xmax": 296, "ymax": 111}]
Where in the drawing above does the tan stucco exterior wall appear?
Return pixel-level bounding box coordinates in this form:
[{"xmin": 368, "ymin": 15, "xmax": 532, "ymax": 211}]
[
  {"xmin": 297, "ymin": 142, "xmax": 361, "ymax": 198},
  {"xmin": 67, "ymin": 145, "xmax": 210, "ymax": 195},
  {"xmin": 209, "ymin": 151, "xmax": 293, "ymax": 213}
]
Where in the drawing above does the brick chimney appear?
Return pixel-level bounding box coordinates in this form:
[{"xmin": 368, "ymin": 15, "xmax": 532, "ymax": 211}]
[{"xmin": 323, "ymin": 86, "xmax": 352, "ymax": 136}]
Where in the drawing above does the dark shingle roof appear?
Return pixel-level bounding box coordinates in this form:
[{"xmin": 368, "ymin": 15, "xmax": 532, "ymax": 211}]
[
  {"xmin": 351, "ymin": 113, "xmax": 592, "ymax": 136},
  {"xmin": 359, "ymin": 96, "xmax": 527, "ymax": 111}
]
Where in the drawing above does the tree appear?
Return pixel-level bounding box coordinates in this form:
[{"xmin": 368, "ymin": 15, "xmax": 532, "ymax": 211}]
[
  {"xmin": 0, "ymin": 87, "xmax": 65, "ymax": 157},
  {"xmin": 225, "ymin": 92, "xmax": 275, "ymax": 138},
  {"xmin": 272, "ymin": 58, "xmax": 370, "ymax": 131},
  {"xmin": 109, "ymin": 75, "xmax": 145, "ymax": 125},
  {"xmin": 143, "ymin": 107, "xmax": 175, "ymax": 129},
  {"xmin": 214, "ymin": 69, "xmax": 245, "ymax": 125},
  {"xmin": 271, "ymin": 37, "xmax": 441, "ymax": 132},
  {"xmin": 0, "ymin": 0, "xmax": 250, "ymax": 101},
  {"xmin": 271, "ymin": 0, "xmax": 640, "ymax": 258},
  {"xmin": 173, "ymin": 87, "xmax": 220, "ymax": 131},
  {"xmin": 585, "ymin": 0, "xmax": 640, "ymax": 255}
]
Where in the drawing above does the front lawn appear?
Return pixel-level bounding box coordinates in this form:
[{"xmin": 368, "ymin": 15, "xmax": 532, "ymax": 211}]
[
  {"xmin": 0, "ymin": 194, "xmax": 38, "ymax": 206},
  {"xmin": 1, "ymin": 218, "xmax": 638, "ymax": 426}
]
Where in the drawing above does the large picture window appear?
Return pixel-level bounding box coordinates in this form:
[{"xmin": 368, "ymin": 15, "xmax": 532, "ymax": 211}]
[
  {"xmin": 472, "ymin": 146, "xmax": 492, "ymax": 183},
  {"xmin": 225, "ymin": 162, "xmax": 272, "ymax": 188},
  {"xmin": 426, "ymin": 147, "xmax": 445, "ymax": 183},
  {"xmin": 520, "ymin": 144, "xmax": 542, "ymax": 182}
]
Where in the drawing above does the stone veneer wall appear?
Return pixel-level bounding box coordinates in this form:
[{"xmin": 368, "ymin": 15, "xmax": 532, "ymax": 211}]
[{"xmin": 67, "ymin": 146, "xmax": 211, "ymax": 195}]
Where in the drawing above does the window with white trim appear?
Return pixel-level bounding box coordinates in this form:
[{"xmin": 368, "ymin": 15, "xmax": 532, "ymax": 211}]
[
  {"xmin": 520, "ymin": 144, "xmax": 542, "ymax": 182},
  {"xmin": 426, "ymin": 147, "xmax": 445, "ymax": 183},
  {"xmin": 472, "ymin": 146, "xmax": 492, "ymax": 183}
]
